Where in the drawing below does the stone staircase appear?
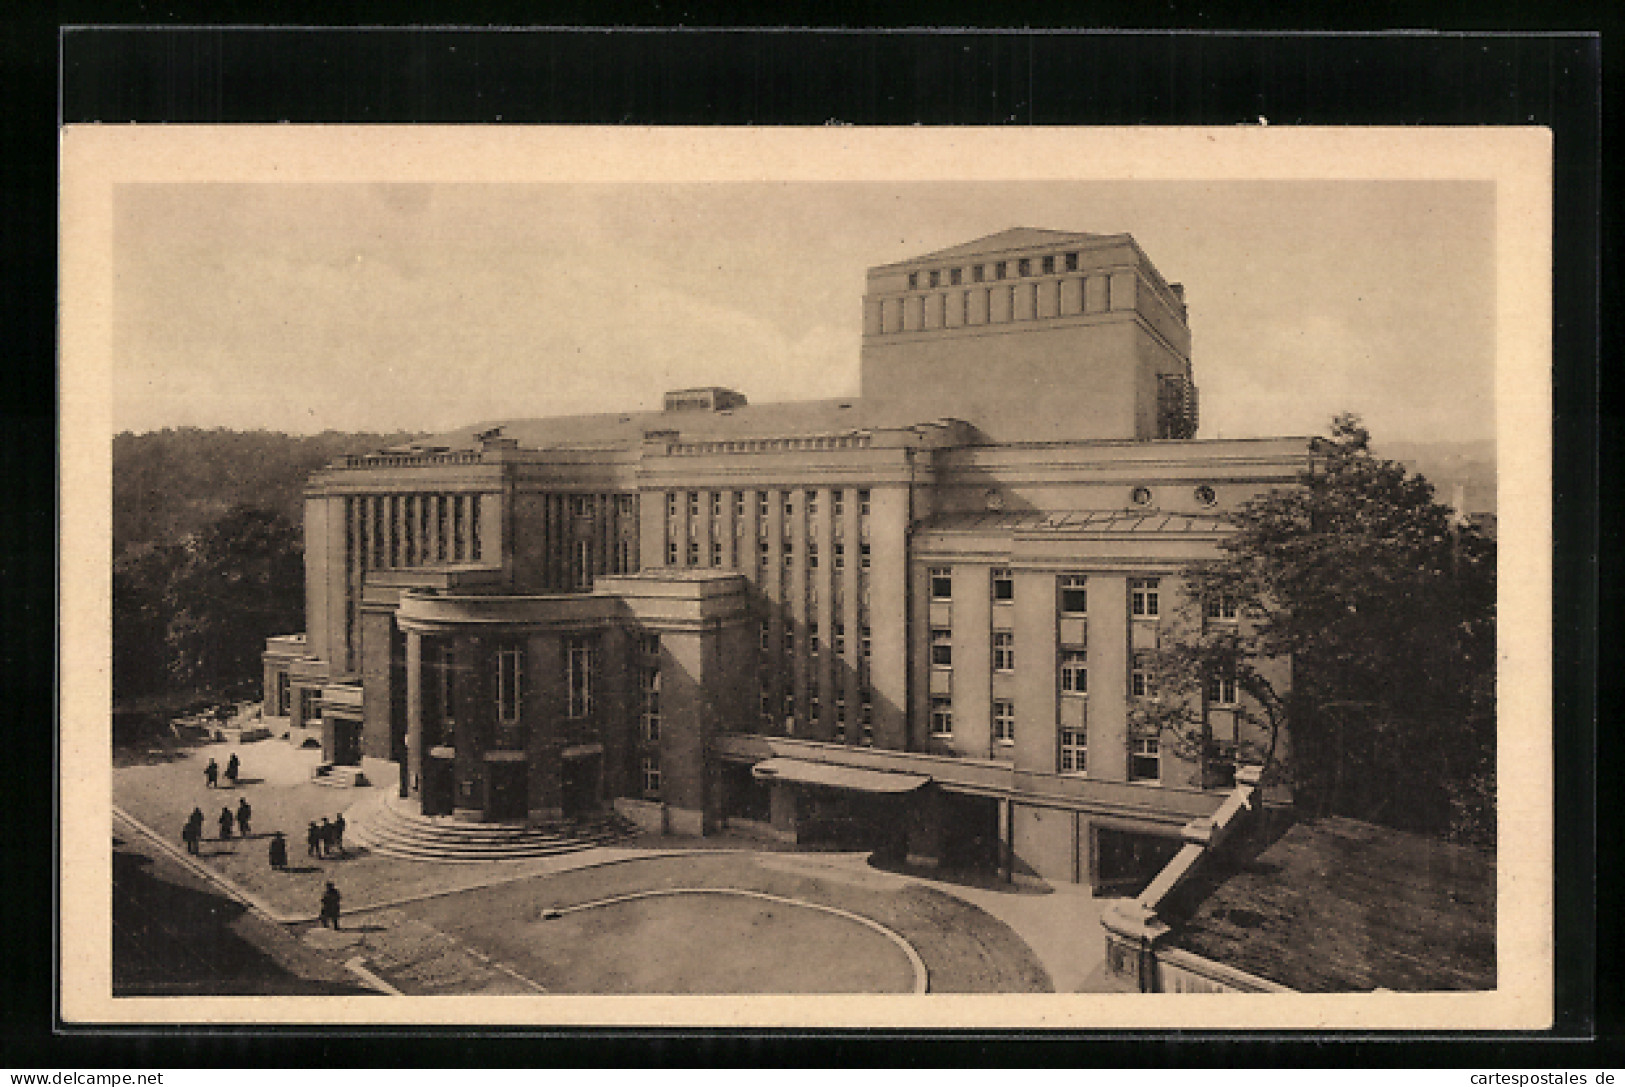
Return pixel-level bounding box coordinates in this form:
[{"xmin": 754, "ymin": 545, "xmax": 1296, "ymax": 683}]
[
  {"xmin": 312, "ymin": 764, "xmax": 372, "ymax": 788},
  {"xmin": 344, "ymin": 790, "xmax": 636, "ymax": 863}
]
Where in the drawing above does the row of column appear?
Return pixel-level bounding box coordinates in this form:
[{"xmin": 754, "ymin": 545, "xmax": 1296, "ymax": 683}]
[{"xmin": 346, "ymin": 493, "xmax": 483, "ymax": 572}]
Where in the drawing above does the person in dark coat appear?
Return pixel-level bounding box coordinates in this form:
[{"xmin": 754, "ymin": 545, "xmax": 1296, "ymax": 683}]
[
  {"xmin": 268, "ymin": 831, "xmax": 288, "ymax": 870},
  {"xmin": 204, "ymin": 759, "xmax": 219, "ymax": 788},
  {"xmin": 235, "ymin": 797, "xmax": 253, "ymax": 837},
  {"xmin": 182, "ymin": 808, "xmax": 204, "ymax": 855},
  {"xmin": 224, "ymin": 752, "xmax": 241, "ymax": 786},
  {"xmin": 318, "ymin": 882, "xmax": 342, "ymax": 929},
  {"xmin": 217, "ymin": 806, "xmax": 234, "ymax": 840},
  {"xmin": 320, "ymin": 817, "xmax": 335, "ymax": 857},
  {"xmin": 332, "ymin": 813, "xmax": 346, "ymax": 856},
  {"xmin": 307, "ymin": 821, "xmax": 322, "ymax": 858}
]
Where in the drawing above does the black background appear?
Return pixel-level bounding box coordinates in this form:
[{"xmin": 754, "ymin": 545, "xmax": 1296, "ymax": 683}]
[{"xmin": 4, "ymin": 7, "xmax": 1607, "ymax": 1069}]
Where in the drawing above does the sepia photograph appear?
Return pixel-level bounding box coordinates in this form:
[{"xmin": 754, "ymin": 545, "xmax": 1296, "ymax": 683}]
[{"xmin": 59, "ymin": 126, "xmax": 1552, "ymax": 1029}]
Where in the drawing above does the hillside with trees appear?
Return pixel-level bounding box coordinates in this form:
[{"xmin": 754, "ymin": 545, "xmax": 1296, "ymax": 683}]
[{"xmin": 112, "ymin": 428, "xmax": 416, "ymax": 717}]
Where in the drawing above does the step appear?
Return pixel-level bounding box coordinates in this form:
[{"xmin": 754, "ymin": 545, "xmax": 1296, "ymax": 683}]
[
  {"xmin": 313, "ymin": 764, "xmax": 372, "ymax": 788},
  {"xmin": 340, "ymin": 793, "xmax": 635, "ymax": 863}
]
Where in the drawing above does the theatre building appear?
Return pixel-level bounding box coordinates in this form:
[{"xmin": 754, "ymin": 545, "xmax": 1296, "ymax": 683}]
[{"xmin": 264, "ymin": 227, "xmax": 1305, "ymax": 888}]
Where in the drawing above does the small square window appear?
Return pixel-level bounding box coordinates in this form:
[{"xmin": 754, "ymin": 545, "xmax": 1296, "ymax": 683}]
[
  {"xmin": 992, "ymin": 568, "xmax": 1014, "ymax": 601},
  {"xmin": 930, "ymin": 629, "xmax": 953, "ymax": 667},
  {"xmin": 1130, "ymin": 737, "xmax": 1161, "ymax": 781},
  {"xmin": 930, "ymin": 697, "xmax": 953, "ymax": 736},
  {"xmin": 929, "ymin": 567, "xmax": 952, "ymax": 600}
]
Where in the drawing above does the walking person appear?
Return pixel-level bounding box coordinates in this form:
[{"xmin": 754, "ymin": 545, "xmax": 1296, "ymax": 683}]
[
  {"xmin": 224, "ymin": 752, "xmax": 241, "ymax": 787},
  {"xmin": 204, "ymin": 758, "xmax": 219, "ymax": 789},
  {"xmin": 182, "ymin": 808, "xmax": 203, "ymax": 855},
  {"xmin": 319, "ymin": 817, "xmax": 335, "ymax": 858},
  {"xmin": 306, "ymin": 821, "xmax": 322, "ymax": 858},
  {"xmin": 217, "ymin": 805, "xmax": 234, "ymax": 841},
  {"xmin": 332, "ymin": 812, "xmax": 346, "ymax": 857},
  {"xmin": 268, "ymin": 831, "xmax": 288, "ymax": 871},
  {"xmin": 236, "ymin": 797, "xmax": 253, "ymax": 837},
  {"xmin": 318, "ymin": 882, "xmax": 342, "ymax": 930}
]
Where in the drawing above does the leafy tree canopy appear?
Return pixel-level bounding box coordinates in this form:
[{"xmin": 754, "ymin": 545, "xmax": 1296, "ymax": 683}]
[{"xmin": 1134, "ymin": 415, "xmax": 1496, "ymax": 843}]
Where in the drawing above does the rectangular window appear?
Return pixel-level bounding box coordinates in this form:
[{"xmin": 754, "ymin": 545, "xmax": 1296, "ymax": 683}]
[
  {"xmin": 992, "ymin": 567, "xmax": 1014, "ymax": 602},
  {"xmin": 930, "ymin": 696, "xmax": 954, "ymax": 736},
  {"xmin": 1205, "ymin": 595, "xmax": 1239, "ymax": 621},
  {"xmin": 496, "ymin": 647, "xmax": 522, "ymax": 725},
  {"xmin": 805, "ymin": 490, "xmax": 818, "ymax": 517},
  {"xmin": 1060, "ymin": 575, "xmax": 1088, "ymax": 615},
  {"xmin": 759, "ymin": 623, "xmax": 770, "ymax": 652},
  {"xmin": 907, "ymin": 271, "xmax": 919, "ymax": 290},
  {"xmin": 783, "ymin": 544, "xmax": 794, "ymax": 569},
  {"xmin": 571, "ymin": 494, "xmax": 595, "ymax": 517},
  {"xmin": 992, "ymin": 631, "xmax": 1014, "ymax": 672},
  {"xmin": 640, "ymin": 667, "xmax": 661, "ymax": 742},
  {"xmin": 687, "ymin": 541, "xmax": 700, "ymax": 566},
  {"xmin": 667, "ymin": 541, "xmax": 678, "ymax": 566},
  {"xmin": 687, "ymin": 491, "xmax": 700, "ymax": 517},
  {"xmin": 711, "ymin": 540, "xmax": 723, "ymax": 566},
  {"xmin": 617, "ymin": 537, "xmax": 633, "ymax": 573},
  {"xmin": 1207, "ymin": 673, "xmax": 1239, "ymax": 706},
  {"xmin": 617, "ymin": 494, "xmax": 635, "ymax": 516},
  {"xmin": 1060, "ymin": 727, "xmax": 1087, "ymax": 773},
  {"xmin": 858, "ymin": 489, "xmax": 871, "ymax": 516},
  {"xmin": 832, "ymin": 490, "xmax": 844, "ymax": 517},
  {"xmin": 834, "ymin": 542, "xmax": 845, "ymax": 570},
  {"xmin": 860, "ymin": 626, "xmax": 872, "ymax": 660},
  {"xmin": 734, "ymin": 491, "xmax": 745, "ymax": 516},
  {"xmin": 759, "ymin": 540, "xmax": 771, "ymax": 565},
  {"xmin": 929, "ymin": 567, "xmax": 952, "ymax": 600},
  {"xmin": 807, "ymin": 542, "xmax": 818, "ymax": 569},
  {"xmin": 972, "ymin": 264, "xmax": 985, "ymax": 283},
  {"xmin": 666, "ymin": 492, "xmax": 678, "ymax": 517},
  {"xmin": 1061, "ymin": 649, "xmax": 1088, "ymax": 694},
  {"xmin": 1131, "ymin": 578, "xmax": 1161, "ymax": 618},
  {"xmin": 299, "ymin": 687, "xmax": 320, "ymax": 723},
  {"xmin": 1017, "ymin": 258, "xmax": 1032, "ymax": 277},
  {"xmin": 860, "ymin": 543, "xmax": 872, "ymax": 570},
  {"xmin": 640, "ymin": 633, "xmax": 661, "ymax": 658},
  {"xmin": 641, "ymin": 756, "xmax": 661, "ymax": 798},
  {"xmin": 783, "ymin": 628, "xmax": 795, "ymax": 655},
  {"xmin": 783, "ymin": 495, "xmax": 794, "ymax": 518},
  {"xmin": 1065, "ymin": 251, "xmax": 1079, "ymax": 272},
  {"xmin": 809, "ymin": 694, "xmax": 820, "ymax": 723},
  {"xmin": 574, "ymin": 540, "xmax": 593, "ymax": 590},
  {"xmin": 276, "ymin": 672, "xmax": 291, "ymax": 716},
  {"xmin": 1131, "ymin": 653, "xmax": 1152, "ymax": 699},
  {"xmin": 927, "ymin": 269, "xmax": 940, "ymax": 288},
  {"xmin": 993, "ymin": 699, "xmax": 1015, "ymax": 744},
  {"xmin": 1130, "ymin": 737, "xmax": 1161, "ymax": 781},
  {"xmin": 566, "ymin": 637, "xmax": 595, "ymax": 718},
  {"xmin": 931, "ymin": 628, "xmax": 953, "ymax": 667},
  {"xmin": 994, "ymin": 261, "xmax": 1008, "ymax": 280},
  {"xmin": 758, "ymin": 491, "xmax": 770, "ymax": 517},
  {"xmin": 950, "ymin": 267, "xmax": 963, "ymax": 286},
  {"xmin": 710, "ymin": 492, "xmax": 722, "ymax": 516},
  {"xmin": 834, "ymin": 623, "xmax": 846, "ymax": 655}
]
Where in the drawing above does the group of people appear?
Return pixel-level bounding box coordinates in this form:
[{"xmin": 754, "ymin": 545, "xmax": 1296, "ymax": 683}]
[
  {"xmin": 305, "ymin": 814, "xmax": 347, "ymax": 859},
  {"xmin": 202, "ymin": 752, "xmax": 241, "ymax": 789},
  {"xmin": 181, "ymin": 797, "xmax": 252, "ymax": 853}
]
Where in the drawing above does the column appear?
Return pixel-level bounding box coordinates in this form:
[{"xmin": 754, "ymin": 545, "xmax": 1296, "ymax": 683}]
[
  {"xmin": 1011, "ymin": 569, "xmax": 1059, "ymax": 773},
  {"xmin": 814, "ymin": 487, "xmax": 836, "ymax": 741},
  {"xmin": 404, "ymin": 629, "xmax": 423, "ymax": 799},
  {"xmin": 1089, "ymin": 574, "xmax": 1130, "ymax": 780}
]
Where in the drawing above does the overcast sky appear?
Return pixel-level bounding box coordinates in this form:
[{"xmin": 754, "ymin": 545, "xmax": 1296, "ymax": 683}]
[{"xmin": 113, "ymin": 180, "xmax": 1495, "ymax": 444}]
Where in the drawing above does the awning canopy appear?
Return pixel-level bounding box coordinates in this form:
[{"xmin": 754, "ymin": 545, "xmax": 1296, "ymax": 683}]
[{"xmin": 751, "ymin": 757, "xmax": 930, "ymax": 795}]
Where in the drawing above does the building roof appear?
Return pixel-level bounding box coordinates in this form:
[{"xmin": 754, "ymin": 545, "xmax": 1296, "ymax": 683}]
[
  {"xmin": 883, "ymin": 228, "xmax": 1118, "ymax": 267},
  {"xmin": 751, "ymin": 757, "xmax": 930, "ymax": 795},
  {"xmin": 1169, "ymin": 816, "xmax": 1496, "ymax": 993},
  {"xmin": 410, "ymin": 397, "xmax": 960, "ymax": 453}
]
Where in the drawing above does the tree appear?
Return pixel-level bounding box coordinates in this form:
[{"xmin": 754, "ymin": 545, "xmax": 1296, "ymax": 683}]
[
  {"xmin": 1133, "ymin": 415, "xmax": 1497, "ymax": 843},
  {"xmin": 162, "ymin": 506, "xmax": 305, "ymax": 697}
]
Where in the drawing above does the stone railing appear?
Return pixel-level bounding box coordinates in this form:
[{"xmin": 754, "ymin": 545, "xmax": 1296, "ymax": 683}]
[
  {"xmin": 667, "ymin": 434, "xmax": 873, "ymax": 455},
  {"xmin": 338, "ymin": 450, "xmax": 486, "ymax": 469},
  {"xmin": 1099, "ymin": 765, "xmax": 1293, "ymax": 993}
]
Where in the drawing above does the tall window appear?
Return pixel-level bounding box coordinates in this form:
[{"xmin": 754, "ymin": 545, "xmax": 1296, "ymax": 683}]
[
  {"xmin": 1065, "ymin": 251, "xmax": 1079, "ymax": 272},
  {"xmin": 992, "ymin": 568, "xmax": 1014, "ymax": 602},
  {"xmin": 929, "ymin": 567, "xmax": 952, "ymax": 600},
  {"xmin": 299, "ymin": 688, "xmax": 320, "ymax": 724},
  {"xmin": 994, "ymin": 261, "xmax": 1008, "ymax": 280},
  {"xmin": 1060, "ymin": 727, "xmax": 1087, "ymax": 773},
  {"xmin": 641, "ymin": 755, "xmax": 661, "ymax": 798},
  {"xmin": 992, "ymin": 631, "xmax": 1015, "ymax": 672},
  {"xmin": 807, "ymin": 542, "xmax": 819, "ymax": 569},
  {"xmin": 665, "ymin": 492, "xmax": 677, "ymax": 517},
  {"xmin": 1060, "ymin": 649, "xmax": 1088, "ymax": 694},
  {"xmin": 860, "ymin": 543, "xmax": 872, "ymax": 571},
  {"xmin": 833, "ymin": 623, "xmax": 846, "ymax": 655},
  {"xmin": 640, "ymin": 667, "xmax": 661, "ymax": 742},
  {"xmin": 566, "ymin": 637, "xmax": 595, "ymax": 718},
  {"xmin": 930, "ymin": 696, "xmax": 954, "ymax": 736},
  {"xmin": 496, "ymin": 647, "xmax": 522, "ymax": 725},
  {"xmin": 666, "ymin": 541, "xmax": 678, "ymax": 566},
  {"xmin": 276, "ymin": 672, "xmax": 291, "ymax": 716},
  {"xmin": 711, "ymin": 540, "xmax": 723, "ymax": 566},
  {"xmin": 805, "ymin": 490, "xmax": 818, "ymax": 517},
  {"xmin": 782, "ymin": 543, "xmax": 794, "ymax": 569},
  {"xmin": 687, "ymin": 491, "xmax": 700, "ymax": 517},
  {"xmin": 930, "ymin": 629, "xmax": 953, "ymax": 667},
  {"xmin": 1130, "ymin": 653, "xmax": 1152, "ymax": 699},
  {"xmin": 858, "ymin": 489, "xmax": 871, "ymax": 516},
  {"xmin": 832, "ymin": 490, "xmax": 844, "ymax": 517},
  {"xmin": 860, "ymin": 693, "xmax": 874, "ymax": 745},
  {"xmin": 1017, "ymin": 257, "xmax": 1032, "ymax": 276},
  {"xmin": 833, "ymin": 542, "xmax": 845, "ymax": 570},
  {"xmin": 1207, "ymin": 673, "xmax": 1239, "ymax": 707},
  {"xmin": 1130, "ymin": 737, "xmax": 1161, "ymax": 781},
  {"xmin": 993, "ymin": 699, "xmax": 1015, "ymax": 745},
  {"xmin": 1041, "ymin": 254, "xmax": 1055, "ymax": 275},
  {"xmin": 733, "ymin": 491, "xmax": 745, "ymax": 516},
  {"xmin": 1059, "ymin": 575, "xmax": 1088, "ymax": 615},
  {"xmin": 710, "ymin": 492, "xmax": 722, "ymax": 516},
  {"xmin": 758, "ymin": 491, "xmax": 770, "ymax": 517},
  {"xmin": 783, "ymin": 494, "xmax": 794, "ymax": 518},
  {"xmin": 574, "ymin": 540, "xmax": 593, "ymax": 590},
  {"xmin": 616, "ymin": 537, "xmax": 633, "ymax": 573},
  {"xmin": 1131, "ymin": 578, "xmax": 1161, "ymax": 618},
  {"xmin": 834, "ymin": 697, "xmax": 847, "ymax": 740},
  {"xmin": 758, "ymin": 540, "xmax": 770, "ymax": 566},
  {"xmin": 687, "ymin": 541, "xmax": 700, "ymax": 566},
  {"xmin": 860, "ymin": 626, "xmax": 872, "ymax": 661}
]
